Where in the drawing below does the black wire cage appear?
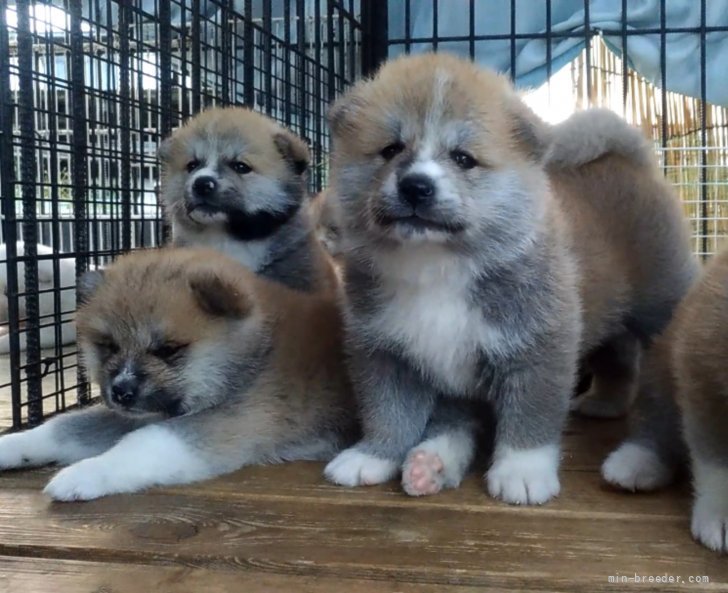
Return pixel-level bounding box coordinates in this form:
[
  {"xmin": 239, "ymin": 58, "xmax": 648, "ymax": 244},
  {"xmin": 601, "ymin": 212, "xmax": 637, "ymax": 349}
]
[
  {"xmin": 0, "ymin": 0, "xmax": 381, "ymax": 430},
  {"xmin": 2, "ymin": 0, "xmax": 728, "ymax": 432}
]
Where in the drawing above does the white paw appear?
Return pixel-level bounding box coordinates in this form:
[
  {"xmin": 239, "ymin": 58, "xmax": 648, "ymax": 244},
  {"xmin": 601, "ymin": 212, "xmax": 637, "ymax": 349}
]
[
  {"xmin": 402, "ymin": 449, "xmax": 446, "ymax": 496},
  {"xmin": 0, "ymin": 427, "xmax": 55, "ymax": 470},
  {"xmin": 690, "ymin": 460, "xmax": 728, "ymax": 553},
  {"xmin": 324, "ymin": 447, "xmax": 399, "ymax": 487},
  {"xmin": 44, "ymin": 458, "xmax": 114, "ymax": 501},
  {"xmin": 601, "ymin": 442, "xmax": 674, "ymax": 491},
  {"xmin": 0, "ymin": 433, "xmax": 32, "ymax": 469},
  {"xmin": 486, "ymin": 444, "xmax": 560, "ymax": 505},
  {"xmin": 692, "ymin": 494, "xmax": 728, "ymax": 553}
]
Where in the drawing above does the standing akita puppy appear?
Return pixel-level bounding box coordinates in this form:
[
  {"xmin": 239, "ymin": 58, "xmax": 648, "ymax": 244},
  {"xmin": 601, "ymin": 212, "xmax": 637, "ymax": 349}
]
[
  {"xmin": 323, "ymin": 53, "xmax": 695, "ymax": 504},
  {"xmin": 0, "ymin": 248, "xmax": 355, "ymax": 500},
  {"xmin": 672, "ymin": 248, "xmax": 728, "ymax": 552},
  {"xmin": 159, "ymin": 107, "xmax": 336, "ymax": 293}
]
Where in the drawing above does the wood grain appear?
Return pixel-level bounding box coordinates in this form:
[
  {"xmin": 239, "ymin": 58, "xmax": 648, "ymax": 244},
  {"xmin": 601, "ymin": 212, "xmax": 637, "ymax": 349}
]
[{"xmin": 0, "ymin": 417, "xmax": 725, "ymax": 593}]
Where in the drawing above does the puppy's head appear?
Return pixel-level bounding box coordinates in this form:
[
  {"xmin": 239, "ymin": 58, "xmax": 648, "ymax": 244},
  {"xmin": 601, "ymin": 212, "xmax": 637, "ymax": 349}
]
[
  {"xmin": 159, "ymin": 107, "xmax": 310, "ymax": 242},
  {"xmin": 329, "ymin": 53, "xmax": 550, "ymax": 251},
  {"xmin": 77, "ymin": 248, "xmax": 268, "ymax": 417}
]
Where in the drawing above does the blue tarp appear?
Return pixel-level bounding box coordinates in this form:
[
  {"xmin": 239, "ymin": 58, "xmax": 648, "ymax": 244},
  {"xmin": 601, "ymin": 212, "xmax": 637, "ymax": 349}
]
[{"xmin": 388, "ymin": 0, "xmax": 728, "ymax": 106}]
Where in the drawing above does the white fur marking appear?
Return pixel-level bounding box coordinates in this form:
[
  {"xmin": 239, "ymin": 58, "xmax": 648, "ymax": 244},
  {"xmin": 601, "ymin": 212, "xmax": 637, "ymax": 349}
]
[
  {"xmin": 408, "ymin": 159, "xmax": 445, "ymax": 180},
  {"xmin": 601, "ymin": 442, "xmax": 674, "ymax": 492},
  {"xmin": 372, "ymin": 249, "xmax": 512, "ymax": 392},
  {"xmin": 44, "ymin": 424, "xmax": 211, "ymax": 501},
  {"xmin": 0, "ymin": 422, "xmax": 59, "ymax": 469},
  {"xmin": 486, "ymin": 444, "xmax": 561, "ymax": 505},
  {"xmin": 324, "ymin": 447, "xmax": 399, "ymax": 487},
  {"xmin": 690, "ymin": 459, "xmax": 728, "ymax": 552}
]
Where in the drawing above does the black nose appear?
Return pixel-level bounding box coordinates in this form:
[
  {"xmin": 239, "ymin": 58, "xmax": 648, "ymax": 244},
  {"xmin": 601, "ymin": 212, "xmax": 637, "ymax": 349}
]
[
  {"xmin": 193, "ymin": 176, "xmax": 217, "ymax": 197},
  {"xmin": 398, "ymin": 174, "xmax": 435, "ymax": 208},
  {"xmin": 110, "ymin": 378, "xmax": 138, "ymax": 407}
]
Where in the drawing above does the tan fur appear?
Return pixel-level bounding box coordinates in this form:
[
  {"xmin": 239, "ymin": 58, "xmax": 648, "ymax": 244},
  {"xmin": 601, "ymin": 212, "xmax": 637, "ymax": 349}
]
[
  {"xmin": 308, "ymin": 188, "xmax": 344, "ymax": 268},
  {"xmin": 672, "ymin": 248, "xmax": 728, "ymax": 455},
  {"xmin": 78, "ymin": 247, "xmax": 355, "ymax": 457},
  {"xmin": 161, "ymin": 107, "xmax": 309, "ymax": 182}
]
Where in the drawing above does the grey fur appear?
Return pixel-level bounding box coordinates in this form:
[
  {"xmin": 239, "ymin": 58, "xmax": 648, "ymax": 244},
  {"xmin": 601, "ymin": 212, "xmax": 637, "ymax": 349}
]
[{"xmin": 545, "ymin": 108, "xmax": 656, "ymax": 169}]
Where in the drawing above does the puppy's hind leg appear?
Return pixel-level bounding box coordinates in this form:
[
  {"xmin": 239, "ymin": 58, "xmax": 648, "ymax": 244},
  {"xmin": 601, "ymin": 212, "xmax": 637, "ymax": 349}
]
[
  {"xmin": 572, "ymin": 332, "xmax": 641, "ymax": 419},
  {"xmin": 0, "ymin": 405, "xmax": 144, "ymax": 470},
  {"xmin": 402, "ymin": 399, "xmax": 480, "ymax": 497},
  {"xmin": 601, "ymin": 342, "xmax": 684, "ymax": 491}
]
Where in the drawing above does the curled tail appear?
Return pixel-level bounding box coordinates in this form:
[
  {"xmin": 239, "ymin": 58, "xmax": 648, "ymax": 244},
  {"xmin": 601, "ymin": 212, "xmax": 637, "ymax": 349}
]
[{"xmin": 545, "ymin": 108, "xmax": 656, "ymax": 169}]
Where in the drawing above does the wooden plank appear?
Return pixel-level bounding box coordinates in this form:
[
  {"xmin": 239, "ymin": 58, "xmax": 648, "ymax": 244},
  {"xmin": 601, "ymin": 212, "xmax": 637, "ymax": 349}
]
[
  {"xmin": 0, "ymin": 556, "xmax": 498, "ymax": 593},
  {"xmin": 0, "ymin": 462, "xmax": 691, "ymax": 519},
  {"xmin": 0, "ymin": 484, "xmax": 724, "ymax": 592}
]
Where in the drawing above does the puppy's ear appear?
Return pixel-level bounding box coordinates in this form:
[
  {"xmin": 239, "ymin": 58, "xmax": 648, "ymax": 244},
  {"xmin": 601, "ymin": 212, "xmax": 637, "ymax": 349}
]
[
  {"xmin": 157, "ymin": 137, "xmax": 174, "ymax": 163},
  {"xmin": 77, "ymin": 270, "xmax": 105, "ymax": 305},
  {"xmin": 510, "ymin": 101, "xmax": 550, "ymax": 163},
  {"xmin": 274, "ymin": 130, "xmax": 310, "ymax": 175},
  {"xmin": 188, "ymin": 271, "xmax": 252, "ymax": 319},
  {"xmin": 328, "ymin": 93, "xmax": 365, "ymax": 136}
]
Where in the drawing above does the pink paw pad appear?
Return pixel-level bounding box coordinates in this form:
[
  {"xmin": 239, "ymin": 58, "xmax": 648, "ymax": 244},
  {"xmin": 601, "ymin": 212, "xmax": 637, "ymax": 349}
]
[{"xmin": 402, "ymin": 450, "xmax": 445, "ymax": 496}]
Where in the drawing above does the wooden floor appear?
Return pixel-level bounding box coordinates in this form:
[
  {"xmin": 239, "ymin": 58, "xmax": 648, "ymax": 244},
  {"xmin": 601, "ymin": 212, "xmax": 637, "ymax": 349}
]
[{"xmin": 0, "ymin": 417, "xmax": 726, "ymax": 593}]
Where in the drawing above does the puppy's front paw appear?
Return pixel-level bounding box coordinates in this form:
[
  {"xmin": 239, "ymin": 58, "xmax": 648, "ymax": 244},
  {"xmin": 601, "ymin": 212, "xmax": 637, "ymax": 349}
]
[
  {"xmin": 402, "ymin": 449, "xmax": 445, "ymax": 497},
  {"xmin": 691, "ymin": 461, "xmax": 728, "ymax": 553},
  {"xmin": 692, "ymin": 494, "xmax": 728, "ymax": 553},
  {"xmin": 44, "ymin": 458, "xmax": 113, "ymax": 501},
  {"xmin": 0, "ymin": 430, "xmax": 53, "ymax": 470},
  {"xmin": 601, "ymin": 442, "xmax": 674, "ymax": 491},
  {"xmin": 486, "ymin": 445, "xmax": 560, "ymax": 505},
  {"xmin": 324, "ymin": 447, "xmax": 398, "ymax": 487}
]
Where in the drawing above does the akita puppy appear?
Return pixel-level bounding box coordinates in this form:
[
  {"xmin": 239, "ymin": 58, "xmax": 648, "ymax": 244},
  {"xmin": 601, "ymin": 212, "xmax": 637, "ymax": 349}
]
[
  {"xmin": 0, "ymin": 247, "xmax": 355, "ymax": 500},
  {"xmin": 323, "ymin": 53, "xmax": 695, "ymax": 504},
  {"xmin": 159, "ymin": 107, "xmax": 336, "ymax": 293}
]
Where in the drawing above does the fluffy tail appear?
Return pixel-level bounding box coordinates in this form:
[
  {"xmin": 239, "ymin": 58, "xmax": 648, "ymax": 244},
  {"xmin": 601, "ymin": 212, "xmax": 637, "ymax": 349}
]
[{"xmin": 545, "ymin": 108, "xmax": 656, "ymax": 169}]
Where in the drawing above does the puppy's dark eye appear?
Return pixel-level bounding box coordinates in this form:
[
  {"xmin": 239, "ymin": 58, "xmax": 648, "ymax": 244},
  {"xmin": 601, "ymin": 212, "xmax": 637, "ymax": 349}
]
[
  {"xmin": 379, "ymin": 142, "xmax": 405, "ymax": 161},
  {"xmin": 230, "ymin": 161, "xmax": 252, "ymax": 175},
  {"xmin": 96, "ymin": 339, "xmax": 119, "ymax": 357},
  {"xmin": 186, "ymin": 160, "xmax": 201, "ymax": 173},
  {"xmin": 450, "ymin": 150, "xmax": 478, "ymax": 170},
  {"xmin": 150, "ymin": 342, "xmax": 188, "ymax": 361}
]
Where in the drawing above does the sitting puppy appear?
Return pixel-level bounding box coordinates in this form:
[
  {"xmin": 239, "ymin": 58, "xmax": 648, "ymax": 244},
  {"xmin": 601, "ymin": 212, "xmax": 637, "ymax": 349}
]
[
  {"xmin": 0, "ymin": 241, "xmax": 76, "ymax": 353},
  {"xmin": 323, "ymin": 53, "xmax": 695, "ymax": 504},
  {"xmin": 159, "ymin": 107, "xmax": 336, "ymax": 293},
  {"xmin": 0, "ymin": 247, "xmax": 355, "ymax": 500}
]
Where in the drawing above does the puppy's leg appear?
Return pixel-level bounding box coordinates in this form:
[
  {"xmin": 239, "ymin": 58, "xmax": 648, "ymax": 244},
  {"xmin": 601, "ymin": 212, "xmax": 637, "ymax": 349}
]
[
  {"xmin": 572, "ymin": 332, "xmax": 641, "ymax": 418},
  {"xmin": 325, "ymin": 349, "xmax": 437, "ymax": 487},
  {"xmin": 0, "ymin": 406, "xmax": 143, "ymax": 469},
  {"xmin": 44, "ymin": 403, "xmax": 313, "ymax": 501},
  {"xmin": 402, "ymin": 399, "xmax": 480, "ymax": 496},
  {"xmin": 486, "ymin": 367, "xmax": 571, "ymax": 505},
  {"xmin": 679, "ymin": 385, "xmax": 728, "ymax": 552},
  {"xmin": 601, "ymin": 344, "xmax": 683, "ymax": 491}
]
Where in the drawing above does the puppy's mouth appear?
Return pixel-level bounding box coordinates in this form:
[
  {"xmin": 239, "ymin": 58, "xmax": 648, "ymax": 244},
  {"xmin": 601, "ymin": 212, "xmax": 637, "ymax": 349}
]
[
  {"xmin": 374, "ymin": 212, "xmax": 466, "ymax": 235},
  {"xmin": 185, "ymin": 201, "xmax": 228, "ymax": 225}
]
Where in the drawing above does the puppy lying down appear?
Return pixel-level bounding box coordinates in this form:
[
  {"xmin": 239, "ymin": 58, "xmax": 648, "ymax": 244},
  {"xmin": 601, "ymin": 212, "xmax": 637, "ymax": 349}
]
[{"xmin": 0, "ymin": 247, "xmax": 356, "ymax": 500}]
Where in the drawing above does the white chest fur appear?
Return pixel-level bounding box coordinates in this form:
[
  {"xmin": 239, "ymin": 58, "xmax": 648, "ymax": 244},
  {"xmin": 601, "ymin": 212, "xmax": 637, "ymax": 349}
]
[
  {"xmin": 368, "ymin": 246, "xmax": 506, "ymax": 394},
  {"xmin": 175, "ymin": 224, "xmax": 270, "ymax": 272}
]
